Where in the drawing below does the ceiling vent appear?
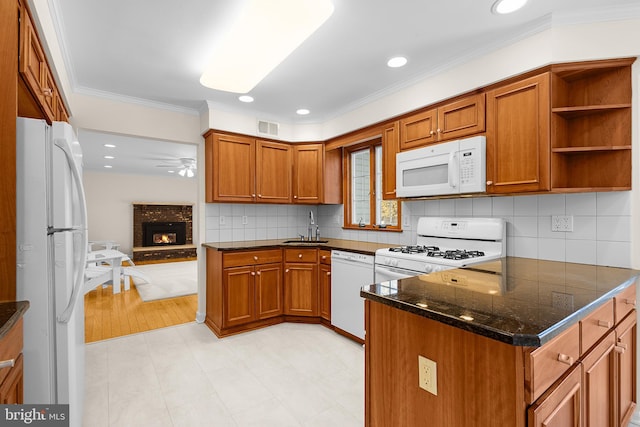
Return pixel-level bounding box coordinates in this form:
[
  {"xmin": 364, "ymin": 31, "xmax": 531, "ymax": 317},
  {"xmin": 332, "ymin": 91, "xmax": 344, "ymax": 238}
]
[{"xmin": 257, "ymin": 120, "xmax": 279, "ymax": 137}]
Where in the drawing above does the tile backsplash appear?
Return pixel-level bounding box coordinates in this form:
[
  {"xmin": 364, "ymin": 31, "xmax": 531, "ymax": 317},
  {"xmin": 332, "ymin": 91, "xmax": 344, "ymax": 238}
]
[{"xmin": 205, "ymin": 191, "xmax": 632, "ymax": 268}]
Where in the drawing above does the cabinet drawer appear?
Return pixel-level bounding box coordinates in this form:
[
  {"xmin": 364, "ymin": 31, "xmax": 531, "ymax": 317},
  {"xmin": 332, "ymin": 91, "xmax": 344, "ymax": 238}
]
[
  {"xmin": 285, "ymin": 248, "xmax": 317, "ymax": 263},
  {"xmin": 525, "ymin": 322, "xmax": 580, "ymax": 404},
  {"xmin": 580, "ymin": 300, "xmax": 614, "ymax": 355},
  {"xmin": 0, "ymin": 319, "xmax": 23, "ymax": 386},
  {"xmin": 319, "ymin": 250, "xmax": 331, "ymax": 265},
  {"xmin": 223, "ymin": 249, "xmax": 282, "ymax": 268},
  {"xmin": 615, "ymin": 284, "xmax": 636, "ymax": 324}
]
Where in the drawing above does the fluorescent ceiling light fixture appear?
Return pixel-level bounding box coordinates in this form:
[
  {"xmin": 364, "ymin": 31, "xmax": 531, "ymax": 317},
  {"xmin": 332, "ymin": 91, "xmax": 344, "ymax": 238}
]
[
  {"xmin": 200, "ymin": 0, "xmax": 334, "ymax": 93},
  {"xmin": 296, "ymin": 108, "xmax": 310, "ymax": 115},
  {"xmin": 387, "ymin": 56, "xmax": 407, "ymax": 68},
  {"xmin": 492, "ymin": 0, "xmax": 527, "ymax": 14},
  {"xmin": 104, "ymin": 144, "xmax": 116, "ymax": 148},
  {"xmin": 239, "ymin": 95, "xmax": 254, "ymax": 103}
]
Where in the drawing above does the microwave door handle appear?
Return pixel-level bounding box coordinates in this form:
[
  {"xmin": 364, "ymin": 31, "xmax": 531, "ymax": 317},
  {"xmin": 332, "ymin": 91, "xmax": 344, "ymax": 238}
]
[{"xmin": 448, "ymin": 151, "xmax": 458, "ymax": 189}]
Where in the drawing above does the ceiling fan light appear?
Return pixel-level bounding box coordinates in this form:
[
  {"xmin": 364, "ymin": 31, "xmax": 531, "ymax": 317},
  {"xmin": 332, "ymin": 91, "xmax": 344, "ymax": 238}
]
[
  {"xmin": 200, "ymin": 0, "xmax": 334, "ymax": 93},
  {"xmin": 178, "ymin": 168, "xmax": 187, "ymax": 177},
  {"xmin": 186, "ymin": 168, "xmax": 195, "ymax": 178}
]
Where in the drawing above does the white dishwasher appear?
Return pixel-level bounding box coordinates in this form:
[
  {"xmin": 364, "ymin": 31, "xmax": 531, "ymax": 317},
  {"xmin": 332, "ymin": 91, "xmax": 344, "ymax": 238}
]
[{"xmin": 331, "ymin": 250, "xmax": 374, "ymax": 340}]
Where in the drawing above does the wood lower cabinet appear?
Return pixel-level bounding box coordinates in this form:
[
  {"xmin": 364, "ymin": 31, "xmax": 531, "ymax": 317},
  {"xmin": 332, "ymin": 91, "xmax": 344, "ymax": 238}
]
[
  {"xmin": 486, "ymin": 73, "xmax": 550, "ymax": 194},
  {"xmin": 284, "ymin": 264, "xmax": 318, "ymax": 317},
  {"xmin": 617, "ymin": 312, "xmax": 637, "ymax": 427},
  {"xmin": 528, "ymin": 364, "xmax": 583, "ymax": 427},
  {"xmin": 255, "ymin": 263, "xmax": 283, "ymax": 320},
  {"xmin": 318, "ymin": 250, "xmax": 331, "ymax": 322},
  {"xmin": 0, "ymin": 318, "xmax": 24, "ymax": 404},
  {"xmin": 582, "ymin": 329, "xmax": 617, "ymax": 427}
]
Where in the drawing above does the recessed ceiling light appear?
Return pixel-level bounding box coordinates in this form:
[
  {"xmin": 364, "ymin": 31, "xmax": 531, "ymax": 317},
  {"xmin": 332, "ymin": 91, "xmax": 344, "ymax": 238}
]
[
  {"xmin": 296, "ymin": 109, "xmax": 310, "ymax": 115},
  {"xmin": 492, "ymin": 0, "xmax": 527, "ymax": 14},
  {"xmin": 200, "ymin": 0, "xmax": 334, "ymax": 93},
  {"xmin": 239, "ymin": 95, "xmax": 254, "ymax": 103},
  {"xmin": 104, "ymin": 155, "xmax": 114, "ymax": 159},
  {"xmin": 104, "ymin": 165, "xmax": 113, "ymax": 169},
  {"xmin": 387, "ymin": 56, "xmax": 407, "ymax": 68},
  {"xmin": 104, "ymin": 144, "xmax": 116, "ymax": 148}
]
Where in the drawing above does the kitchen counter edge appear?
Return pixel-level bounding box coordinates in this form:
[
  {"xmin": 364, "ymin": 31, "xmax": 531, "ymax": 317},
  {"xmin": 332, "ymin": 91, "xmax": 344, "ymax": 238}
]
[
  {"xmin": 0, "ymin": 301, "xmax": 29, "ymax": 340},
  {"xmin": 202, "ymin": 239, "xmax": 391, "ymax": 256}
]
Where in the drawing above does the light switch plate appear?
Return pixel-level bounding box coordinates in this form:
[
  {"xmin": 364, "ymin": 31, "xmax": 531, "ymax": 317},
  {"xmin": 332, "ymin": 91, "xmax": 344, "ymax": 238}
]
[
  {"xmin": 418, "ymin": 355, "xmax": 437, "ymax": 395},
  {"xmin": 551, "ymin": 215, "xmax": 573, "ymax": 232}
]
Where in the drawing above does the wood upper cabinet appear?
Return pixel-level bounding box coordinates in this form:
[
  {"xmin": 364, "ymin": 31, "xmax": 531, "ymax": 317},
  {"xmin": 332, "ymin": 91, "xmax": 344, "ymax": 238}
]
[
  {"xmin": 292, "ymin": 144, "xmax": 323, "ymax": 204},
  {"xmin": 528, "ymin": 364, "xmax": 583, "ymax": 427},
  {"xmin": 486, "ymin": 73, "xmax": 551, "ymax": 194},
  {"xmin": 206, "ymin": 133, "xmax": 256, "ymax": 203},
  {"xmin": 382, "ymin": 121, "xmax": 399, "ymax": 200},
  {"xmin": 399, "ymin": 93, "xmax": 485, "ymax": 151},
  {"xmin": 256, "ymin": 140, "xmax": 292, "ymax": 203}
]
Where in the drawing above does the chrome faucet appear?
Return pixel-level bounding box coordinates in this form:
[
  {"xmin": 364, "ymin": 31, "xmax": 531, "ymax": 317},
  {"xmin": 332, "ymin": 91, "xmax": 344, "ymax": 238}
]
[{"xmin": 307, "ymin": 211, "xmax": 315, "ymax": 241}]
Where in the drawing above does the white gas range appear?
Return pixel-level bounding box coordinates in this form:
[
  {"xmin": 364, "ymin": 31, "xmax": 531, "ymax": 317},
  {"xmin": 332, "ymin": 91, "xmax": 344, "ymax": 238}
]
[{"xmin": 375, "ymin": 217, "xmax": 506, "ymax": 282}]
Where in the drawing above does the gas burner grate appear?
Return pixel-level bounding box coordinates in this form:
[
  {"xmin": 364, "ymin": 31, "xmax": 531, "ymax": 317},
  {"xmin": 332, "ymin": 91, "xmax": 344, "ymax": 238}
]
[
  {"xmin": 427, "ymin": 249, "xmax": 485, "ymax": 260},
  {"xmin": 389, "ymin": 245, "xmax": 439, "ymax": 254}
]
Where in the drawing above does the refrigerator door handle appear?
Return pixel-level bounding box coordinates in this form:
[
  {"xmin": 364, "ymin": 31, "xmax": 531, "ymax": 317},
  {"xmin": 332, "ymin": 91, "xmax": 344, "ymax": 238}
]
[{"xmin": 55, "ymin": 138, "xmax": 89, "ymax": 324}]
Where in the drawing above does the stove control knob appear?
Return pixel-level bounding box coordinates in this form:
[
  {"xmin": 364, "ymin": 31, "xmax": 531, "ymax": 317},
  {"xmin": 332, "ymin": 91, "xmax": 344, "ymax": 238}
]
[
  {"xmin": 424, "ymin": 265, "xmax": 432, "ymax": 273},
  {"xmin": 391, "ymin": 259, "xmax": 398, "ymax": 267}
]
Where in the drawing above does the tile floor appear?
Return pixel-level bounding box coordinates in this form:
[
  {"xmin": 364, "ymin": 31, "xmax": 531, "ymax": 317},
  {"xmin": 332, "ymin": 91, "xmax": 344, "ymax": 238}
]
[{"xmin": 83, "ymin": 322, "xmax": 364, "ymax": 427}]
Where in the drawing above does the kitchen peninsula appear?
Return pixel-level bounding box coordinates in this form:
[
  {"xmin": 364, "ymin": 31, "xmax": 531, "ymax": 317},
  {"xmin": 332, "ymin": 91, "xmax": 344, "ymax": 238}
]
[{"xmin": 361, "ymin": 257, "xmax": 638, "ymax": 427}]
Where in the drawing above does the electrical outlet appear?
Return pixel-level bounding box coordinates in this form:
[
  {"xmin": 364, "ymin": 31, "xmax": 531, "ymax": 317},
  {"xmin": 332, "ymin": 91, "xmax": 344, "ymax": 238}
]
[
  {"xmin": 242, "ymin": 215, "xmax": 248, "ymax": 225},
  {"xmin": 403, "ymin": 214, "xmax": 411, "ymax": 229},
  {"xmin": 552, "ymin": 291, "xmax": 574, "ymax": 311},
  {"xmin": 551, "ymin": 215, "xmax": 573, "ymax": 232},
  {"xmin": 219, "ymin": 216, "xmax": 225, "ymax": 225},
  {"xmin": 418, "ymin": 355, "xmax": 437, "ymax": 395}
]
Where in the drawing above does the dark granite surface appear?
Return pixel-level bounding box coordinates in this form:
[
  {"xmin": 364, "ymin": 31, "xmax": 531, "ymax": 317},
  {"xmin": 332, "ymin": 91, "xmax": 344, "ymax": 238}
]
[
  {"xmin": 0, "ymin": 301, "xmax": 29, "ymax": 340},
  {"xmin": 203, "ymin": 238, "xmax": 391, "ymax": 256},
  {"xmin": 361, "ymin": 257, "xmax": 639, "ymax": 347}
]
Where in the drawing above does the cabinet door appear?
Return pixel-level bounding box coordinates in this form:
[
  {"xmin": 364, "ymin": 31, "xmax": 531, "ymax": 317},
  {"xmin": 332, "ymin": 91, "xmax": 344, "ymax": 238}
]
[
  {"xmin": 528, "ymin": 364, "xmax": 582, "ymax": 427},
  {"xmin": 256, "ymin": 141, "xmax": 292, "ymax": 204},
  {"xmin": 284, "ymin": 263, "xmax": 318, "ymax": 316},
  {"xmin": 41, "ymin": 67, "xmax": 56, "ymax": 122},
  {"xmin": 212, "ymin": 133, "xmax": 256, "ymax": 202},
  {"xmin": 399, "ymin": 108, "xmax": 437, "ymax": 150},
  {"xmin": 19, "ymin": 5, "xmax": 45, "ymax": 104},
  {"xmin": 437, "ymin": 93, "xmax": 485, "ymax": 141},
  {"xmin": 382, "ymin": 122, "xmax": 399, "ymax": 200},
  {"xmin": 486, "ymin": 73, "xmax": 550, "ymax": 194},
  {"xmin": 617, "ymin": 312, "xmax": 637, "ymax": 427},
  {"xmin": 292, "ymin": 144, "xmax": 323, "ymax": 204},
  {"xmin": 54, "ymin": 91, "xmax": 69, "ymax": 122},
  {"xmin": 255, "ymin": 263, "xmax": 283, "ymax": 320},
  {"xmin": 0, "ymin": 354, "xmax": 23, "ymax": 404},
  {"xmin": 582, "ymin": 329, "xmax": 616, "ymax": 427},
  {"xmin": 319, "ymin": 263, "xmax": 331, "ymax": 321},
  {"xmin": 222, "ymin": 266, "xmax": 255, "ymax": 327}
]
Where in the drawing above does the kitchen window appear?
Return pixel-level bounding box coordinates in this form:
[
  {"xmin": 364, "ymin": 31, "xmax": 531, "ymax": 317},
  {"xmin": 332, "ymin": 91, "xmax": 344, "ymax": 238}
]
[{"xmin": 344, "ymin": 139, "xmax": 400, "ymax": 230}]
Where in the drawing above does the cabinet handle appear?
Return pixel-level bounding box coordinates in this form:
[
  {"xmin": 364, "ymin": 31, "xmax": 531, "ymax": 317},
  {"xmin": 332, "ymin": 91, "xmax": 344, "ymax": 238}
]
[
  {"xmin": 597, "ymin": 320, "xmax": 612, "ymax": 328},
  {"xmin": 624, "ymin": 298, "xmax": 636, "ymax": 306},
  {"xmin": 0, "ymin": 359, "xmax": 15, "ymax": 369},
  {"xmin": 42, "ymin": 88, "xmax": 53, "ymax": 97},
  {"xmin": 617, "ymin": 342, "xmax": 628, "ymax": 351},
  {"xmin": 615, "ymin": 344, "xmax": 627, "ymax": 354},
  {"xmin": 486, "ymin": 181, "xmax": 493, "ymax": 185},
  {"xmin": 253, "ymin": 256, "xmax": 258, "ymax": 261},
  {"xmin": 298, "ymin": 254, "xmax": 303, "ymax": 259},
  {"xmin": 557, "ymin": 353, "xmax": 574, "ymax": 366},
  {"xmin": 256, "ymin": 271, "xmax": 261, "ymax": 276},
  {"xmin": 327, "ymin": 272, "xmax": 331, "ymax": 276}
]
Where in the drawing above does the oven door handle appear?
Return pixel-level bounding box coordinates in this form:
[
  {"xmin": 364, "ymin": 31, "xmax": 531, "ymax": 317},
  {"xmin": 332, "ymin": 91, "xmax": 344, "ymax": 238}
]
[{"xmin": 375, "ymin": 265, "xmax": 417, "ymax": 280}]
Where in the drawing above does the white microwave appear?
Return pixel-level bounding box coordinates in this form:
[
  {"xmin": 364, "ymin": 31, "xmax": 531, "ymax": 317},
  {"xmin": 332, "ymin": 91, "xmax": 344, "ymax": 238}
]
[{"xmin": 396, "ymin": 136, "xmax": 486, "ymax": 197}]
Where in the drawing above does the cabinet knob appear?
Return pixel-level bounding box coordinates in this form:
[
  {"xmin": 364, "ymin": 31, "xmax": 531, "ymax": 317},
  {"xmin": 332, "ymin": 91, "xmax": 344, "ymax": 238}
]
[
  {"xmin": 298, "ymin": 254, "xmax": 303, "ymax": 259},
  {"xmin": 436, "ymin": 128, "xmax": 441, "ymax": 133},
  {"xmin": 597, "ymin": 320, "xmax": 612, "ymax": 328},
  {"xmin": 0, "ymin": 359, "xmax": 15, "ymax": 369},
  {"xmin": 486, "ymin": 181, "xmax": 493, "ymax": 185},
  {"xmin": 251, "ymin": 272, "xmax": 255, "ymax": 276},
  {"xmin": 256, "ymin": 271, "xmax": 261, "ymax": 276},
  {"xmin": 557, "ymin": 353, "xmax": 574, "ymax": 366},
  {"xmin": 294, "ymin": 195, "xmax": 298, "ymax": 199},
  {"xmin": 321, "ymin": 256, "xmax": 327, "ymax": 260},
  {"xmin": 429, "ymin": 130, "xmax": 435, "ymax": 136},
  {"xmin": 285, "ymin": 269, "xmax": 289, "ymax": 273},
  {"xmin": 43, "ymin": 88, "xmax": 53, "ymax": 97},
  {"xmin": 258, "ymin": 194, "xmax": 262, "ymax": 198},
  {"xmin": 327, "ymin": 272, "xmax": 331, "ymax": 276},
  {"xmin": 252, "ymin": 194, "xmax": 256, "ymax": 198},
  {"xmin": 253, "ymin": 256, "xmax": 258, "ymax": 261}
]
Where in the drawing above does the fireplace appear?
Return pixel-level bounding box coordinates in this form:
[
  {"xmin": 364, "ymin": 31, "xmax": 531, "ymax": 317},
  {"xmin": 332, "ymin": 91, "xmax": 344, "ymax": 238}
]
[{"xmin": 142, "ymin": 221, "xmax": 187, "ymax": 247}]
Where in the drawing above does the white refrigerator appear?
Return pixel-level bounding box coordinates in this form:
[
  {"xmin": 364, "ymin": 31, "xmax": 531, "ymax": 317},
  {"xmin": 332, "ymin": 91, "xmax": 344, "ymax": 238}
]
[{"xmin": 16, "ymin": 117, "xmax": 88, "ymax": 427}]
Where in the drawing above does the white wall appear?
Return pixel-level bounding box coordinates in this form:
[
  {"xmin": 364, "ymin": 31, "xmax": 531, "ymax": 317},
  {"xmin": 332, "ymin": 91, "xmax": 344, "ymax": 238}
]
[{"xmin": 84, "ymin": 171, "xmax": 197, "ymax": 256}]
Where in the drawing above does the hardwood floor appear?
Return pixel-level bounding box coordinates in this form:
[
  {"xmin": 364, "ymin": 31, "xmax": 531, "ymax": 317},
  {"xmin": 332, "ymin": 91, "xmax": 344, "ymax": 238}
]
[{"xmin": 84, "ymin": 258, "xmax": 198, "ymax": 343}]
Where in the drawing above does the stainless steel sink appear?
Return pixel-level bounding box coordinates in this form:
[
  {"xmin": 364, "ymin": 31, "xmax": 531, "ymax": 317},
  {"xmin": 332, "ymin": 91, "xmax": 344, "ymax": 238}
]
[{"xmin": 282, "ymin": 240, "xmax": 329, "ymax": 244}]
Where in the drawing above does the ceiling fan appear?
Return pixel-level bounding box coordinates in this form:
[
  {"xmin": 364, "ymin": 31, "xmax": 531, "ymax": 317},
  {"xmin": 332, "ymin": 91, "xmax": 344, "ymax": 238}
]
[{"xmin": 155, "ymin": 157, "xmax": 197, "ymax": 177}]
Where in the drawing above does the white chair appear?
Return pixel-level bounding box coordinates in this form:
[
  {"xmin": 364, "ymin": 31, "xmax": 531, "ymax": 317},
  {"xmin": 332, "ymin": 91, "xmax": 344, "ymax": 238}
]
[{"xmin": 83, "ymin": 266, "xmax": 115, "ymax": 295}]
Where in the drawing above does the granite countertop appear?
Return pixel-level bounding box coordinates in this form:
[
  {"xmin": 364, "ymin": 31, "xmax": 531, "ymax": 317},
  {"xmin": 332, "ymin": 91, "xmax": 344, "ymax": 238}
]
[
  {"xmin": 202, "ymin": 238, "xmax": 392, "ymax": 256},
  {"xmin": 361, "ymin": 257, "xmax": 639, "ymax": 347},
  {"xmin": 0, "ymin": 301, "xmax": 29, "ymax": 340}
]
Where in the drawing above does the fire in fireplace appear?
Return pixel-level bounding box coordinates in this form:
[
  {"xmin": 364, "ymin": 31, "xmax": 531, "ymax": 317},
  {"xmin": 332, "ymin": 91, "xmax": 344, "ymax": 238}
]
[{"xmin": 142, "ymin": 222, "xmax": 187, "ymax": 247}]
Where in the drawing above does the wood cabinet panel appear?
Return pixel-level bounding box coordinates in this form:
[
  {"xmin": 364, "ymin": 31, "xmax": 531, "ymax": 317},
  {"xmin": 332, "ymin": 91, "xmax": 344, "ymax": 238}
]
[
  {"xmin": 580, "ymin": 300, "xmax": 614, "ymax": 355},
  {"xmin": 486, "ymin": 73, "xmax": 550, "ymax": 194},
  {"xmin": 437, "ymin": 93, "xmax": 485, "ymax": 141},
  {"xmin": 399, "ymin": 108, "xmax": 437, "ymax": 150},
  {"xmin": 382, "ymin": 122, "xmax": 399, "ymax": 200},
  {"xmin": 616, "ymin": 312, "xmax": 636, "ymax": 427},
  {"xmin": 19, "ymin": 6, "xmax": 45, "ymax": 104},
  {"xmin": 284, "ymin": 263, "xmax": 318, "ymax": 316},
  {"xmin": 527, "ymin": 364, "xmax": 582, "ymax": 427},
  {"xmin": 582, "ymin": 329, "xmax": 616, "ymax": 427},
  {"xmin": 256, "ymin": 140, "xmax": 291, "ymax": 203},
  {"xmin": 284, "ymin": 248, "xmax": 317, "ymax": 263},
  {"xmin": 292, "ymin": 144, "xmax": 323, "ymax": 204},
  {"xmin": 319, "ymin": 250, "xmax": 331, "ymax": 265},
  {"xmin": 222, "ymin": 266, "xmax": 255, "ymax": 327},
  {"xmin": 0, "ymin": 354, "xmax": 23, "ymax": 404},
  {"xmin": 212, "ymin": 133, "xmax": 256, "ymax": 202},
  {"xmin": 614, "ymin": 284, "xmax": 636, "ymax": 324},
  {"xmin": 525, "ymin": 322, "xmax": 579, "ymax": 404},
  {"xmin": 223, "ymin": 249, "xmax": 282, "ymax": 268},
  {"xmin": 255, "ymin": 263, "xmax": 283, "ymax": 320},
  {"xmin": 319, "ymin": 263, "xmax": 331, "ymax": 321}
]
